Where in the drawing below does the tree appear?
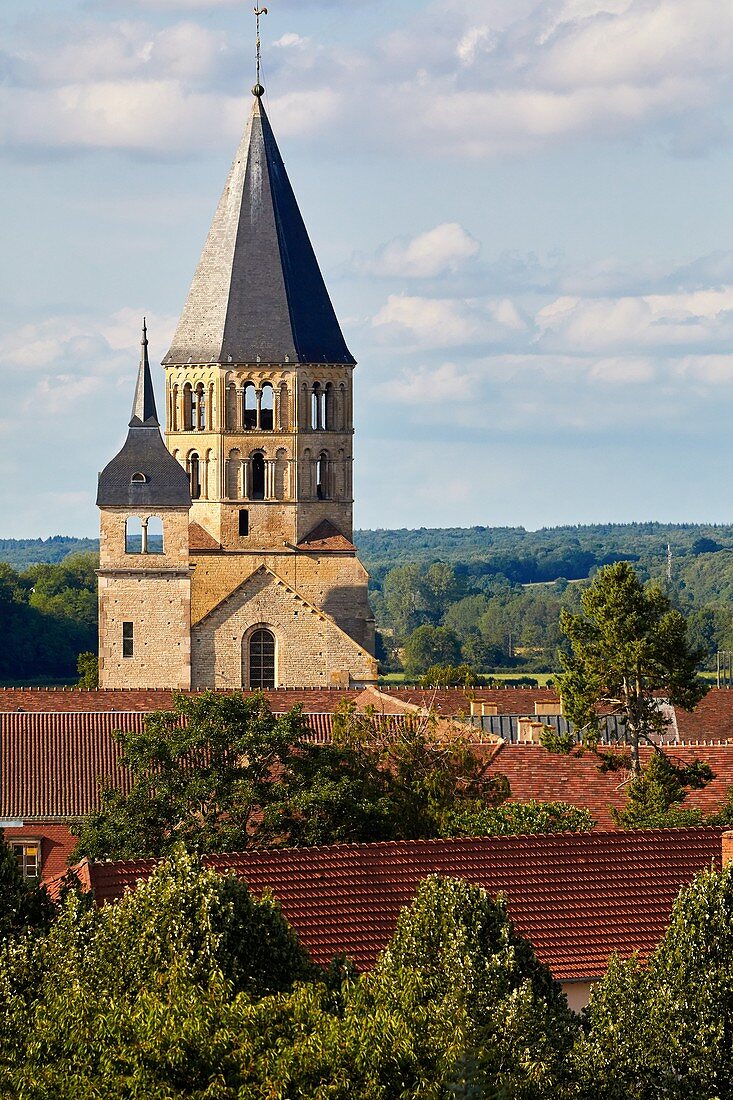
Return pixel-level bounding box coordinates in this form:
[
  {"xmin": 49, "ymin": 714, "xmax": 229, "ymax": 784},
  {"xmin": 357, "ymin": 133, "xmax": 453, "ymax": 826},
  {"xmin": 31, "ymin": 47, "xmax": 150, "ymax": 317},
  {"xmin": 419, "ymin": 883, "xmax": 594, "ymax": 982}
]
[
  {"xmin": 419, "ymin": 663, "xmax": 480, "ymax": 687},
  {"xmin": 0, "ymin": 847, "xmax": 313, "ymax": 1098},
  {"xmin": 611, "ymin": 751, "xmax": 712, "ymax": 829},
  {"xmin": 575, "ymin": 863, "xmax": 733, "ymax": 1100},
  {"xmin": 402, "ymin": 625, "xmax": 462, "ymax": 677},
  {"xmin": 558, "ymin": 561, "xmax": 707, "ymax": 773},
  {"xmin": 75, "ymin": 651, "xmax": 98, "ymax": 689},
  {"xmin": 72, "ymin": 691, "xmax": 313, "ymax": 859},
  {"xmin": 364, "ymin": 876, "xmax": 578, "ymax": 1099}
]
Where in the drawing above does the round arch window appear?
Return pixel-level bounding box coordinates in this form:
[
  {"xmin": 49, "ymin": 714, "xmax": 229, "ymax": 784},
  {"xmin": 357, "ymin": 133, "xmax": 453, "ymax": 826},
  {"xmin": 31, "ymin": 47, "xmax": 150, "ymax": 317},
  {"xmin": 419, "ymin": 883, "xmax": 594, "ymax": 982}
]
[{"xmin": 248, "ymin": 629, "xmax": 275, "ymax": 689}]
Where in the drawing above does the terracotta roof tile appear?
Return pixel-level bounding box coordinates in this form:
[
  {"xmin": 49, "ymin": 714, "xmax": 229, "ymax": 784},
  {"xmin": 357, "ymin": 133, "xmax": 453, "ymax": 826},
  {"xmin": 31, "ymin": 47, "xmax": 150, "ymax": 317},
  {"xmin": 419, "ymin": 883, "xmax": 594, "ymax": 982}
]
[
  {"xmin": 188, "ymin": 522, "xmax": 221, "ymax": 551},
  {"xmin": 78, "ymin": 827, "xmax": 725, "ymax": 982},
  {"xmin": 489, "ymin": 743, "xmax": 733, "ymax": 828},
  {"xmin": 296, "ymin": 520, "xmax": 356, "ymax": 553}
]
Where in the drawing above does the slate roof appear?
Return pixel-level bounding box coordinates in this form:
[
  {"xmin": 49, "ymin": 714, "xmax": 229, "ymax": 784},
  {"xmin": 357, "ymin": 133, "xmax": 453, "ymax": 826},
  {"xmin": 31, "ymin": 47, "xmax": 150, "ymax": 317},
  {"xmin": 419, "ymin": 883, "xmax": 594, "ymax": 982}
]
[
  {"xmin": 97, "ymin": 324, "xmax": 191, "ymax": 509},
  {"xmin": 68, "ymin": 827, "xmax": 725, "ymax": 982},
  {"xmin": 164, "ymin": 90, "xmax": 354, "ymax": 368}
]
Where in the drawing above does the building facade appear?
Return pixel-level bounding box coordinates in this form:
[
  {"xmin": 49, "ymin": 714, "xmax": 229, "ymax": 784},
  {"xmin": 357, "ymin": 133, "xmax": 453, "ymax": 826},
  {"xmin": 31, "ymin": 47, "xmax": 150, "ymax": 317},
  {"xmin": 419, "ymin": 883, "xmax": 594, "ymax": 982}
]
[{"xmin": 97, "ymin": 86, "xmax": 377, "ymax": 690}]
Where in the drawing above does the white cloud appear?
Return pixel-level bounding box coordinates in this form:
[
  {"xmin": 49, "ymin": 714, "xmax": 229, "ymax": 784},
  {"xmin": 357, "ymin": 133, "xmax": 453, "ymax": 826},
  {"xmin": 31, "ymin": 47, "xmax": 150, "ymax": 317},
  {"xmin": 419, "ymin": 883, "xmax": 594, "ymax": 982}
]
[
  {"xmin": 382, "ymin": 361, "xmax": 476, "ymax": 403},
  {"xmin": 535, "ymin": 287, "xmax": 733, "ymax": 352},
  {"xmin": 4, "ymin": 0, "xmax": 733, "ymax": 159},
  {"xmin": 274, "ymin": 33, "xmax": 310, "ymax": 50},
  {"xmin": 372, "ymin": 295, "xmax": 483, "ymax": 347},
  {"xmin": 359, "ymin": 223, "xmax": 479, "ymax": 278}
]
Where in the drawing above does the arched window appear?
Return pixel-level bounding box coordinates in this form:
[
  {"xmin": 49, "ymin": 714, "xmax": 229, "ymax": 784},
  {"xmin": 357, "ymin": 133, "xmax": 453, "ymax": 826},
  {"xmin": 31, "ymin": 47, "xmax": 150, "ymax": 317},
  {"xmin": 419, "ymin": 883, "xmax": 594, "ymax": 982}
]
[
  {"xmin": 125, "ymin": 516, "xmax": 142, "ymax": 554},
  {"xmin": 251, "ymin": 452, "xmax": 265, "ymax": 500},
  {"xmin": 147, "ymin": 516, "xmax": 164, "ymax": 554},
  {"xmin": 189, "ymin": 452, "xmax": 201, "ymax": 500},
  {"xmin": 248, "ymin": 629, "xmax": 275, "ymax": 689},
  {"xmin": 226, "ymin": 384, "xmax": 238, "ymax": 430},
  {"xmin": 338, "ymin": 383, "xmax": 347, "ymax": 430},
  {"xmin": 260, "ymin": 383, "xmax": 274, "ymax": 430},
  {"xmin": 324, "ymin": 383, "xmax": 334, "ymax": 430},
  {"xmin": 243, "ymin": 383, "xmax": 257, "ymax": 429},
  {"xmin": 183, "ymin": 383, "xmax": 193, "ymax": 431},
  {"xmin": 316, "ymin": 451, "xmax": 330, "ymax": 500},
  {"xmin": 131, "ymin": 472, "xmax": 147, "ymax": 484},
  {"xmin": 279, "ymin": 381, "xmax": 289, "ymax": 430},
  {"xmin": 227, "ymin": 448, "xmax": 242, "ymax": 499},
  {"xmin": 311, "ymin": 383, "xmax": 325, "ymax": 430}
]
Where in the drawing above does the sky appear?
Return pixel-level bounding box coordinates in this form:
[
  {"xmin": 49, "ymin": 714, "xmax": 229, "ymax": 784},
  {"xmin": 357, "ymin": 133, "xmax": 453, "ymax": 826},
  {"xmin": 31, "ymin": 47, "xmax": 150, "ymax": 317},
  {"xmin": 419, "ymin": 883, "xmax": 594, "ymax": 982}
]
[{"xmin": 3, "ymin": 0, "xmax": 733, "ymax": 538}]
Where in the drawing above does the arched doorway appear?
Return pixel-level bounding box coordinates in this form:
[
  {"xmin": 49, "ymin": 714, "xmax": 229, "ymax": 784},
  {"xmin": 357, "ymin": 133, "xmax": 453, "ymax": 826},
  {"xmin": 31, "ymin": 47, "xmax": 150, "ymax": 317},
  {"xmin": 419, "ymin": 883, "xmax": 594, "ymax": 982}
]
[{"xmin": 247, "ymin": 628, "xmax": 276, "ymax": 689}]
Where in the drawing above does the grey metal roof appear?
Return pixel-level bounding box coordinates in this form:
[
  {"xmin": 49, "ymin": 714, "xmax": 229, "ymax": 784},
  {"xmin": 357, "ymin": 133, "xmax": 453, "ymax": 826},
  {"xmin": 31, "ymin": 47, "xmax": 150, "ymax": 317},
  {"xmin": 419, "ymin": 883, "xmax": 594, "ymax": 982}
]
[
  {"xmin": 97, "ymin": 327, "xmax": 192, "ymax": 509},
  {"xmin": 164, "ymin": 89, "xmax": 355, "ymax": 367}
]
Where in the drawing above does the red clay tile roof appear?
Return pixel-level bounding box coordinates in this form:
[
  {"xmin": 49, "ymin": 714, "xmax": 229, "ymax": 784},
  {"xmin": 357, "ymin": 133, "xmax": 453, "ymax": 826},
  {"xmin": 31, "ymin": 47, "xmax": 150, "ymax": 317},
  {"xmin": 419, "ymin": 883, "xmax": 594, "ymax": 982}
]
[
  {"xmin": 0, "ymin": 709, "xmax": 396, "ymax": 819},
  {"xmin": 0, "ymin": 688, "xmax": 362, "ymax": 713},
  {"xmin": 73, "ymin": 827, "xmax": 725, "ymax": 982},
  {"xmin": 488, "ymin": 744, "xmax": 733, "ymax": 829},
  {"xmin": 296, "ymin": 520, "xmax": 356, "ymax": 552},
  {"xmin": 188, "ymin": 522, "xmax": 221, "ymax": 551},
  {"xmin": 386, "ymin": 687, "xmax": 561, "ymax": 715}
]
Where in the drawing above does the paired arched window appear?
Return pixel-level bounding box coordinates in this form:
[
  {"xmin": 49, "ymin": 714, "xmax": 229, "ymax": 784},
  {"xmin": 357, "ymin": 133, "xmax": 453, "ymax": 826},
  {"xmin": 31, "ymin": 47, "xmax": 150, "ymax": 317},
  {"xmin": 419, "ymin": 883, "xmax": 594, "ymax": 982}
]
[
  {"xmin": 125, "ymin": 516, "xmax": 164, "ymax": 554},
  {"xmin": 248, "ymin": 629, "xmax": 276, "ymax": 689}
]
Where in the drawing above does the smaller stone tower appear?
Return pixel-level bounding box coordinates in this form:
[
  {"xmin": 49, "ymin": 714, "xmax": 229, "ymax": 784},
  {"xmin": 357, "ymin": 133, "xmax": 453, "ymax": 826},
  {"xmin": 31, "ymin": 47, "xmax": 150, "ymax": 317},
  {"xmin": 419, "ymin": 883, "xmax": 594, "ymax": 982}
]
[{"xmin": 97, "ymin": 323, "xmax": 193, "ymax": 688}]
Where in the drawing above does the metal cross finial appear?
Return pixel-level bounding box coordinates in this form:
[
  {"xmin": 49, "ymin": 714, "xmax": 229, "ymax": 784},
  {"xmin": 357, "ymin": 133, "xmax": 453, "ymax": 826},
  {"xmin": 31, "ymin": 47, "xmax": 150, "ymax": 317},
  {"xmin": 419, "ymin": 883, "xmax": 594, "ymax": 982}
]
[{"xmin": 254, "ymin": 7, "xmax": 268, "ymax": 88}]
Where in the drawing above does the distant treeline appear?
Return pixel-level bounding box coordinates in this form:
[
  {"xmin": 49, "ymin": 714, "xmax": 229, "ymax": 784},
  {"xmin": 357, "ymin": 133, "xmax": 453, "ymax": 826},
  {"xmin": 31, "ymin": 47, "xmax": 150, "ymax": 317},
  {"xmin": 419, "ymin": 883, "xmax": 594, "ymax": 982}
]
[
  {"xmin": 2, "ymin": 524, "xmax": 733, "ymax": 680},
  {"xmin": 0, "ymin": 555, "xmax": 97, "ymax": 681}
]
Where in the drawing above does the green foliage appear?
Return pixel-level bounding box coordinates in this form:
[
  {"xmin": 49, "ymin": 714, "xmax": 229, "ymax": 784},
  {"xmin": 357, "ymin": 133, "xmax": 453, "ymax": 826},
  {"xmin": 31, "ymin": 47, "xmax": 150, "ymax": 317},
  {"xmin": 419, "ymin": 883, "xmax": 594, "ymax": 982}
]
[
  {"xmin": 365, "ymin": 876, "xmax": 578, "ymax": 1099},
  {"xmin": 439, "ymin": 800, "xmax": 594, "ymax": 837},
  {"xmin": 0, "ymin": 865, "xmax": 581, "ymax": 1099},
  {"xmin": 539, "ymin": 725, "xmax": 576, "ymax": 755},
  {"xmin": 75, "ymin": 694, "xmax": 593, "ymax": 860},
  {"xmin": 611, "ymin": 752, "xmax": 712, "ymax": 829},
  {"xmin": 0, "ymin": 837, "xmax": 54, "ymax": 940},
  {"xmin": 0, "ymin": 847, "xmax": 312, "ymax": 1098},
  {"xmin": 558, "ymin": 561, "xmax": 707, "ymax": 771},
  {"xmin": 0, "ymin": 554, "xmax": 98, "ymax": 680},
  {"xmin": 403, "ymin": 625, "xmax": 462, "ymax": 677},
  {"xmin": 419, "ymin": 663, "xmax": 480, "ymax": 687},
  {"xmin": 75, "ymin": 651, "xmax": 98, "ymax": 689},
  {"xmin": 72, "ymin": 691, "xmax": 314, "ymax": 859},
  {"xmin": 575, "ymin": 864, "xmax": 733, "ymax": 1099}
]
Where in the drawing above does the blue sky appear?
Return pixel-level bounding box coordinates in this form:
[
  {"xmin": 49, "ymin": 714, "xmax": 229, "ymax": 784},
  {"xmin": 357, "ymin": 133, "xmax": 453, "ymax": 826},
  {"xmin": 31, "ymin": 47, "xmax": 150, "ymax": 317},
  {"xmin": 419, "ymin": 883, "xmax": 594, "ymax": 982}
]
[{"xmin": 3, "ymin": 0, "xmax": 733, "ymax": 537}]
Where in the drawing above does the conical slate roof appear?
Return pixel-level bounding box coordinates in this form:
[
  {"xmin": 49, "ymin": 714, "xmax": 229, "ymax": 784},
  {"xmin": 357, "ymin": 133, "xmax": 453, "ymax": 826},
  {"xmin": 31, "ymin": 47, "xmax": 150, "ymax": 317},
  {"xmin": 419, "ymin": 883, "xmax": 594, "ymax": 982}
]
[
  {"xmin": 98, "ymin": 325, "xmax": 192, "ymax": 509},
  {"xmin": 164, "ymin": 89, "xmax": 355, "ymax": 367}
]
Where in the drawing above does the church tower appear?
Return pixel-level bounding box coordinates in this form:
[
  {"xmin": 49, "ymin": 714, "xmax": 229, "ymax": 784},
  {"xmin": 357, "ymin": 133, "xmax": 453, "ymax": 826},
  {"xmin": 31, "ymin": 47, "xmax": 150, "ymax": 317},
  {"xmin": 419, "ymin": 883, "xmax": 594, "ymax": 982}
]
[
  {"xmin": 97, "ymin": 71, "xmax": 377, "ymax": 690},
  {"xmin": 97, "ymin": 324, "xmax": 192, "ymax": 689}
]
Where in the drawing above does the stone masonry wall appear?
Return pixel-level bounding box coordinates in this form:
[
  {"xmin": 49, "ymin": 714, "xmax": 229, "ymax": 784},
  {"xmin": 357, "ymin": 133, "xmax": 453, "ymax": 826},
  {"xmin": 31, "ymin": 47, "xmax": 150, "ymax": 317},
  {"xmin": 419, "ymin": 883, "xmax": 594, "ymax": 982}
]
[
  {"xmin": 191, "ymin": 568, "xmax": 377, "ymax": 689},
  {"xmin": 190, "ymin": 549, "xmax": 374, "ymax": 651},
  {"xmin": 98, "ymin": 573, "xmax": 191, "ymax": 689}
]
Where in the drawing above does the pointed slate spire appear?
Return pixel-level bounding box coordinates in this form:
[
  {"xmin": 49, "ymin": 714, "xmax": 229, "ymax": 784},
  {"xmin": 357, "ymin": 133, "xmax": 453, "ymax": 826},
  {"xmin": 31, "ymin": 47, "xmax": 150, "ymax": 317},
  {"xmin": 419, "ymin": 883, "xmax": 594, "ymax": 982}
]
[
  {"xmin": 164, "ymin": 89, "xmax": 355, "ymax": 367},
  {"xmin": 129, "ymin": 318, "xmax": 159, "ymax": 427},
  {"xmin": 97, "ymin": 325, "xmax": 191, "ymax": 508}
]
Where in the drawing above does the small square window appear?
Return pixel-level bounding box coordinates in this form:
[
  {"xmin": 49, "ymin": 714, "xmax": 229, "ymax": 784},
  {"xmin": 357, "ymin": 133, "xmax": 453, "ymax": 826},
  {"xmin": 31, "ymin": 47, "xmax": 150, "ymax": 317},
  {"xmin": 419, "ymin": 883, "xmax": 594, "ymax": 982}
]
[
  {"xmin": 11, "ymin": 841, "xmax": 40, "ymax": 879},
  {"xmin": 122, "ymin": 621, "xmax": 134, "ymax": 657},
  {"xmin": 238, "ymin": 509, "xmax": 249, "ymax": 537}
]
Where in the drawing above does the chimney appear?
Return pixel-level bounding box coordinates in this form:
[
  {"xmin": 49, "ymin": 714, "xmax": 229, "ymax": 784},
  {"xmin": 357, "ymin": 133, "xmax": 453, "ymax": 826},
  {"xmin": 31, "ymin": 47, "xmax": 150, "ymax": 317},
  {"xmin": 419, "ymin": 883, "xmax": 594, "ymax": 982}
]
[{"xmin": 722, "ymin": 831, "xmax": 733, "ymax": 867}]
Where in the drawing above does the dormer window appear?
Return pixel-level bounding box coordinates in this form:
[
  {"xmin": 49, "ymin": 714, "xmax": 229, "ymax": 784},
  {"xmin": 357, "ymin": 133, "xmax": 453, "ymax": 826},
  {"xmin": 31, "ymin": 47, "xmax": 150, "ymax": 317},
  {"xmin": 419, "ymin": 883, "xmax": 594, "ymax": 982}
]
[{"xmin": 131, "ymin": 472, "xmax": 147, "ymax": 483}]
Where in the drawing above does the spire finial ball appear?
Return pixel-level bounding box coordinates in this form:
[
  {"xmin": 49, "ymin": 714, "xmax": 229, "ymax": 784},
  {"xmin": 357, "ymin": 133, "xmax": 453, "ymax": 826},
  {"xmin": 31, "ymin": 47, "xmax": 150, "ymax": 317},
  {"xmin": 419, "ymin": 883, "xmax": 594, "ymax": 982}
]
[{"xmin": 252, "ymin": 83, "xmax": 265, "ymax": 97}]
